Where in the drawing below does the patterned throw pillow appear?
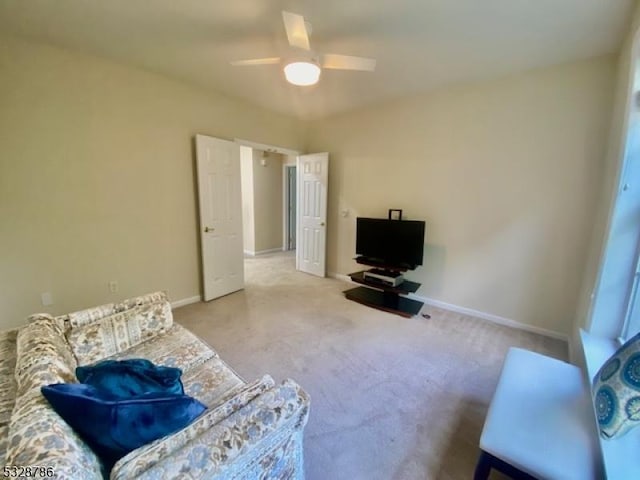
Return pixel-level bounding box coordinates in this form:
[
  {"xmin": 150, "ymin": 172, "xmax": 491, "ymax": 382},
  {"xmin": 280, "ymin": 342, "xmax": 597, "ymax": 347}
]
[
  {"xmin": 58, "ymin": 291, "xmax": 169, "ymax": 330},
  {"xmin": 66, "ymin": 300, "xmax": 174, "ymax": 365},
  {"xmin": 592, "ymin": 331, "xmax": 640, "ymax": 439}
]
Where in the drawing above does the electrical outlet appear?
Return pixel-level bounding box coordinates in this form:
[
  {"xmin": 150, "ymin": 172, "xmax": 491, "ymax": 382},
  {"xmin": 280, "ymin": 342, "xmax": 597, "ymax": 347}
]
[
  {"xmin": 108, "ymin": 281, "xmax": 118, "ymax": 293},
  {"xmin": 41, "ymin": 292, "xmax": 53, "ymax": 306}
]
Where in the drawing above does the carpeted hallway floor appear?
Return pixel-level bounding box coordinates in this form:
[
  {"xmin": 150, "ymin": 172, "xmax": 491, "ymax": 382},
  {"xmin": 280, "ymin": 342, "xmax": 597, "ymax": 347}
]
[{"xmin": 174, "ymin": 251, "xmax": 567, "ymax": 480}]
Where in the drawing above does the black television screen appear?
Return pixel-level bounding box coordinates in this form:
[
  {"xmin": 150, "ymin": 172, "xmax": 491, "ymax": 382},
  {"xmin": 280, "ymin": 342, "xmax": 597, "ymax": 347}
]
[{"xmin": 356, "ymin": 217, "xmax": 426, "ymax": 269}]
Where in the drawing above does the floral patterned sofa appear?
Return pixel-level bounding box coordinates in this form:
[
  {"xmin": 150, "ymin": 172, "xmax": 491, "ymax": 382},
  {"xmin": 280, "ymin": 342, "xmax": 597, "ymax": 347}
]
[{"xmin": 0, "ymin": 291, "xmax": 310, "ymax": 479}]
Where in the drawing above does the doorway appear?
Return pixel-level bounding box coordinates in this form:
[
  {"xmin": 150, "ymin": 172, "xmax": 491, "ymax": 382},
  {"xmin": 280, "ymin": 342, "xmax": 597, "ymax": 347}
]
[
  {"xmin": 237, "ymin": 144, "xmax": 328, "ymax": 278},
  {"xmin": 240, "ymin": 146, "xmax": 295, "ymax": 256},
  {"xmin": 196, "ymin": 136, "xmax": 329, "ymax": 302}
]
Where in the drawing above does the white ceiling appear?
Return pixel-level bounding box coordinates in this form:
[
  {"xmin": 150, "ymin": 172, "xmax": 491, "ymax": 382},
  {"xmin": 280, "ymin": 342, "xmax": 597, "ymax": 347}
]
[{"xmin": 0, "ymin": 0, "xmax": 634, "ymax": 120}]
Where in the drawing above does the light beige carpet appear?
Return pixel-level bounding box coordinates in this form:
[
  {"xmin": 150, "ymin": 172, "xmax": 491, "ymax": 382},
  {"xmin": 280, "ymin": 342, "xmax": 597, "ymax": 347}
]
[{"xmin": 174, "ymin": 251, "xmax": 567, "ymax": 480}]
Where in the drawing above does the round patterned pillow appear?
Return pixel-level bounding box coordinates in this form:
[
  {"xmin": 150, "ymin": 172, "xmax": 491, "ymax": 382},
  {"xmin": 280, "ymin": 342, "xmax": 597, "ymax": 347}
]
[{"xmin": 592, "ymin": 331, "xmax": 640, "ymax": 439}]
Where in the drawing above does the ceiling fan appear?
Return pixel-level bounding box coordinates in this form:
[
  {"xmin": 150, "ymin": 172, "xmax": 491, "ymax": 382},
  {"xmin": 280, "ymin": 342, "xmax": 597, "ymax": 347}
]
[{"xmin": 230, "ymin": 11, "xmax": 376, "ymax": 86}]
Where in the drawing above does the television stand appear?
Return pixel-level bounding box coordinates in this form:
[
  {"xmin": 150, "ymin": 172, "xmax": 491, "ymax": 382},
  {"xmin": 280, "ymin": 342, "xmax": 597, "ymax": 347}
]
[{"xmin": 343, "ymin": 269, "xmax": 424, "ymax": 318}]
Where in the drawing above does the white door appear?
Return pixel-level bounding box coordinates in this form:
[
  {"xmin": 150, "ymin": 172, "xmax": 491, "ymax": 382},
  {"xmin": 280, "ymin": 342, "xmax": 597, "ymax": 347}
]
[
  {"xmin": 195, "ymin": 135, "xmax": 244, "ymax": 301},
  {"xmin": 297, "ymin": 153, "xmax": 328, "ymax": 277}
]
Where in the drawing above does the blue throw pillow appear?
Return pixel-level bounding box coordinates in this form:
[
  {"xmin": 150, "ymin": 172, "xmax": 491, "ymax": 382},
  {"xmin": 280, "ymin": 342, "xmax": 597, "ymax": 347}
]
[
  {"xmin": 41, "ymin": 383, "xmax": 206, "ymax": 468},
  {"xmin": 76, "ymin": 358, "xmax": 184, "ymax": 398}
]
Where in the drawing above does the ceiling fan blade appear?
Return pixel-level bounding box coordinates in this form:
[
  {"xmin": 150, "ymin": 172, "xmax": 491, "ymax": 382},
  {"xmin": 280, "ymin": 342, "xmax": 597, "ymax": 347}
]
[
  {"xmin": 230, "ymin": 57, "xmax": 281, "ymax": 67},
  {"xmin": 282, "ymin": 11, "xmax": 310, "ymax": 50},
  {"xmin": 322, "ymin": 54, "xmax": 376, "ymax": 72}
]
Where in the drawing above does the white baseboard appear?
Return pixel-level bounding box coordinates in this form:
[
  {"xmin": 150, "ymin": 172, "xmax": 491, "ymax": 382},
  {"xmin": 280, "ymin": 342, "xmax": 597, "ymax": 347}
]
[
  {"xmin": 171, "ymin": 295, "xmax": 201, "ymax": 309},
  {"xmin": 244, "ymin": 248, "xmax": 283, "ymax": 257},
  {"xmin": 410, "ymin": 294, "xmax": 567, "ymax": 341},
  {"xmin": 329, "ymin": 272, "xmax": 567, "ymax": 341},
  {"xmin": 256, "ymin": 248, "xmax": 284, "ymax": 255},
  {"xmin": 330, "ymin": 273, "xmax": 351, "ymax": 282}
]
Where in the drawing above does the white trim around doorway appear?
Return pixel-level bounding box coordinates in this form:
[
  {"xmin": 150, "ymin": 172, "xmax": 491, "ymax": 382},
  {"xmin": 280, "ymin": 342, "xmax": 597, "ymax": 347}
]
[
  {"xmin": 282, "ymin": 157, "xmax": 297, "ymax": 252},
  {"xmin": 234, "ymin": 138, "xmax": 300, "ymax": 156}
]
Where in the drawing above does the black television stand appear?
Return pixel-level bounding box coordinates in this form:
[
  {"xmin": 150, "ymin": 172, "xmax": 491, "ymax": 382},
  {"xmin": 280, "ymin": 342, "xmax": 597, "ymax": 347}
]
[{"xmin": 343, "ymin": 259, "xmax": 424, "ymax": 318}]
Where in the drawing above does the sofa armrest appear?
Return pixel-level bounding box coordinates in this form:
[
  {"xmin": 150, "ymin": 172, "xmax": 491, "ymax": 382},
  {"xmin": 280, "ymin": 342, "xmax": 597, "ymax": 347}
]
[
  {"xmin": 111, "ymin": 375, "xmax": 276, "ymax": 479},
  {"xmin": 111, "ymin": 379, "xmax": 310, "ymax": 480},
  {"xmin": 0, "ymin": 329, "xmax": 18, "ymax": 425}
]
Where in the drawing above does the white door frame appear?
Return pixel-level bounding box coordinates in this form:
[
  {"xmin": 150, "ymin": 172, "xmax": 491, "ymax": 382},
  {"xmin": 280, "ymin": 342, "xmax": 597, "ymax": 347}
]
[
  {"xmin": 234, "ymin": 138, "xmax": 300, "ymax": 156},
  {"xmin": 282, "ymin": 157, "xmax": 297, "ymax": 251}
]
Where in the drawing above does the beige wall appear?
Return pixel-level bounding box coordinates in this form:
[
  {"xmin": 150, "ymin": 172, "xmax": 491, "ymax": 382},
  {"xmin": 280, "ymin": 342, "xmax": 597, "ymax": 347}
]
[
  {"xmin": 251, "ymin": 150, "xmax": 284, "ymax": 253},
  {"xmin": 0, "ymin": 32, "xmax": 621, "ymax": 338},
  {"xmin": 0, "ymin": 35, "xmax": 303, "ymax": 328},
  {"xmin": 307, "ymin": 56, "xmax": 616, "ymax": 336},
  {"xmin": 240, "ymin": 146, "xmax": 255, "ymax": 254}
]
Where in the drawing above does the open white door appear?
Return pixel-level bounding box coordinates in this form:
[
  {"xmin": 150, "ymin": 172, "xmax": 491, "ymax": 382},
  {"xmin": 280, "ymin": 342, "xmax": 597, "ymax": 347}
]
[
  {"xmin": 297, "ymin": 152, "xmax": 329, "ymax": 277},
  {"xmin": 195, "ymin": 135, "xmax": 244, "ymax": 301}
]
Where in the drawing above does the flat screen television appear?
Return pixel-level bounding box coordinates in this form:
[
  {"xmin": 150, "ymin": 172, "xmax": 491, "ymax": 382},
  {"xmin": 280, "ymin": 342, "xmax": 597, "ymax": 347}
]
[{"xmin": 356, "ymin": 217, "xmax": 426, "ymax": 270}]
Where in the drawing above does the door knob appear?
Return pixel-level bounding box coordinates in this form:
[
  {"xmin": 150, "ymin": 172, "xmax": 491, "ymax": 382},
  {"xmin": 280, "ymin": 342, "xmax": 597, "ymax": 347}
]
[
  {"xmin": 204, "ymin": 226, "xmax": 215, "ymax": 233},
  {"xmin": 320, "ymin": 222, "xmax": 325, "ymax": 227}
]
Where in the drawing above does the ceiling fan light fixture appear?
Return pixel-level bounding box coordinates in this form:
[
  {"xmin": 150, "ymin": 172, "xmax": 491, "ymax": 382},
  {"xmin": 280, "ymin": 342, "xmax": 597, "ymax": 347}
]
[{"xmin": 284, "ymin": 61, "xmax": 321, "ymax": 86}]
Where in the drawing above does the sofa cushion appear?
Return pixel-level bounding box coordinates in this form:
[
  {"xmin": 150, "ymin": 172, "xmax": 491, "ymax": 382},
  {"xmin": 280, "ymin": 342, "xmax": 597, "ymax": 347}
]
[
  {"xmin": 67, "ymin": 300, "xmax": 174, "ymax": 366},
  {"xmin": 109, "ymin": 324, "xmax": 216, "ymax": 372},
  {"xmin": 181, "ymin": 355, "xmax": 244, "ymax": 407},
  {"xmin": 592, "ymin": 331, "xmax": 640, "ymax": 439},
  {"xmin": 77, "ymin": 359, "xmax": 184, "ymax": 398},
  {"xmin": 41, "ymin": 383, "xmax": 206, "ymax": 469},
  {"xmin": 106, "ymin": 325, "xmax": 240, "ymax": 406}
]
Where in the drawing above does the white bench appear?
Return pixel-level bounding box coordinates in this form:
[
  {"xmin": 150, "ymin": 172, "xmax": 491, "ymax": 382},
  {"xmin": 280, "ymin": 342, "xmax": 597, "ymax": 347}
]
[
  {"xmin": 477, "ymin": 338, "xmax": 640, "ymax": 480},
  {"xmin": 475, "ymin": 347, "xmax": 602, "ymax": 479}
]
